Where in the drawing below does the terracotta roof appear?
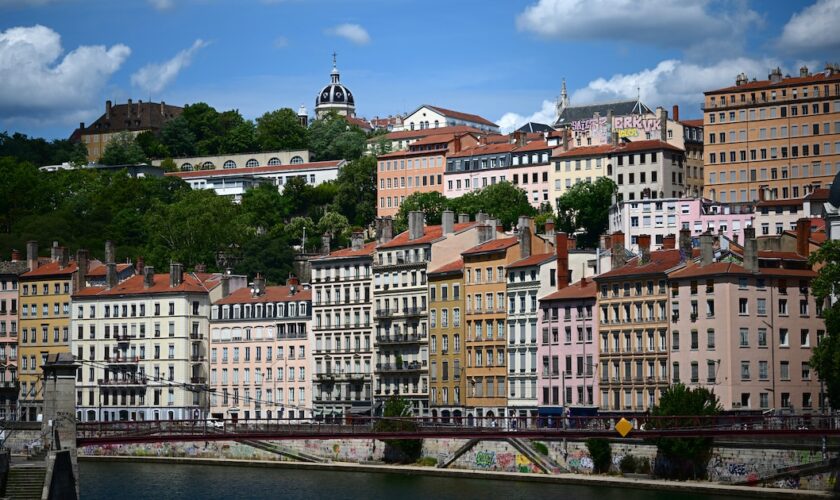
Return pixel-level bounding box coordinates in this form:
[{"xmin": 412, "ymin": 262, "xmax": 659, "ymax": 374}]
[
  {"xmin": 806, "ymin": 188, "xmax": 829, "ymax": 201},
  {"xmin": 166, "ymin": 160, "xmax": 343, "ymax": 179},
  {"xmin": 669, "ymin": 261, "xmax": 816, "ymax": 279},
  {"xmin": 22, "ymin": 260, "xmax": 79, "ymax": 278},
  {"xmin": 756, "ymin": 198, "xmax": 803, "ymax": 208},
  {"xmin": 69, "ymin": 100, "xmax": 183, "ymax": 142},
  {"xmin": 378, "ymin": 222, "xmax": 476, "ymax": 249},
  {"xmin": 316, "ymin": 241, "xmax": 377, "ymax": 260},
  {"xmin": 552, "ymin": 144, "xmax": 613, "ymax": 159},
  {"xmin": 376, "ymin": 148, "xmax": 446, "ymax": 159},
  {"xmin": 214, "ymin": 284, "xmax": 311, "ymax": 305},
  {"xmin": 345, "ymin": 116, "xmax": 373, "ymax": 130},
  {"xmin": 612, "ymin": 139, "xmax": 684, "ymax": 154},
  {"xmin": 758, "ymin": 251, "xmax": 807, "ymax": 261},
  {"xmin": 596, "ymin": 249, "xmax": 682, "ymax": 279},
  {"xmin": 705, "ymin": 71, "xmax": 840, "ymax": 95},
  {"xmin": 679, "ymin": 119, "xmax": 704, "ymax": 127},
  {"xmin": 428, "ymin": 259, "xmax": 464, "ymax": 276},
  {"xmin": 370, "ymin": 125, "xmax": 486, "ymax": 143},
  {"xmin": 73, "ymin": 272, "xmax": 219, "ymax": 297},
  {"xmin": 86, "ymin": 263, "xmax": 134, "ymax": 277},
  {"xmin": 540, "ymin": 279, "xmax": 597, "ymax": 301},
  {"xmin": 448, "ymin": 142, "xmax": 517, "ymax": 159},
  {"xmin": 485, "ymin": 134, "xmax": 512, "ymax": 144},
  {"xmin": 514, "ymin": 139, "xmax": 551, "ymax": 153},
  {"xmin": 507, "ymin": 252, "xmax": 555, "ymax": 269},
  {"xmin": 462, "ymin": 236, "xmax": 518, "ymax": 256},
  {"xmin": 424, "ymin": 105, "xmax": 498, "ymax": 128}
]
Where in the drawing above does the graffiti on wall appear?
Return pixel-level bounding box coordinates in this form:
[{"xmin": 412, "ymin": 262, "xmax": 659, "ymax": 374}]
[{"xmin": 570, "ymin": 114, "xmax": 662, "ymax": 142}]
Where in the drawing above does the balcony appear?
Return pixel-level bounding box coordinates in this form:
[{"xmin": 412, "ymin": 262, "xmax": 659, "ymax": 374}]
[
  {"xmin": 97, "ymin": 377, "xmax": 147, "ymax": 387},
  {"xmin": 190, "ymin": 354, "xmax": 207, "ymax": 363},
  {"xmin": 402, "ymin": 307, "xmax": 426, "ymax": 317},
  {"xmin": 375, "ymin": 308, "xmax": 395, "ymax": 318},
  {"xmin": 189, "ymin": 376, "xmax": 208, "ymax": 386},
  {"xmin": 113, "ymin": 332, "xmax": 134, "ymax": 342},
  {"xmin": 315, "ymin": 372, "xmax": 337, "ymax": 382},
  {"xmin": 190, "ymin": 332, "xmax": 204, "ymax": 340},
  {"xmin": 276, "ymin": 331, "xmax": 307, "ymax": 340},
  {"xmin": 376, "ymin": 361, "xmax": 425, "ymax": 373},
  {"xmin": 105, "ymin": 355, "xmax": 139, "ymax": 365},
  {"xmin": 376, "ymin": 334, "xmax": 425, "ymax": 345}
]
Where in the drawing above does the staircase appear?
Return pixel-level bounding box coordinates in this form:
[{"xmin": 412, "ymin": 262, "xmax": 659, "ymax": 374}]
[
  {"xmin": 5, "ymin": 465, "xmax": 46, "ymax": 499},
  {"xmin": 437, "ymin": 439, "xmax": 480, "ymax": 469},
  {"xmin": 237, "ymin": 439, "xmax": 328, "ymax": 463},
  {"xmin": 507, "ymin": 438, "xmax": 565, "ymax": 474}
]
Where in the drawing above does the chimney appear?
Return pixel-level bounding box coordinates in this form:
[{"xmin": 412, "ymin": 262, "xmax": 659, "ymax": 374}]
[
  {"xmin": 26, "ymin": 241, "xmax": 38, "ymax": 271},
  {"xmin": 105, "ymin": 240, "xmax": 115, "ymax": 264},
  {"xmin": 106, "ymin": 100, "xmax": 112, "ymax": 119},
  {"xmin": 800, "ymin": 65, "xmax": 809, "ymax": 77},
  {"xmin": 79, "ymin": 121, "xmax": 85, "ymax": 130},
  {"xmin": 194, "ymin": 263, "xmax": 207, "ymax": 273},
  {"xmin": 567, "ymin": 235, "xmax": 576, "ymax": 251},
  {"xmin": 769, "ymin": 67, "xmax": 782, "ymax": 84},
  {"xmin": 662, "ymin": 234, "xmax": 676, "ymax": 250},
  {"xmin": 74, "ymin": 249, "xmax": 88, "ymax": 291},
  {"xmin": 106, "ymin": 263, "xmax": 118, "ymax": 289},
  {"xmin": 518, "ymin": 222, "xmax": 532, "ymax": 259},
  {"xmin": 351, "ymin": 231, "xmax": 364, "ymax": 251},
  {"xmin": 252, "ymin": 274, "xmax": 266, "ymax": 297},
  {"xmin": 286, "ymin": 274, "xmax": 300, "ymax": 287},
  {"xmin": 601, "ymin": 234, "xmax": 612, "ymax": 252},
  {"xmin": 58, "ymin": 247, "xmax": 69, "ymax": 269},
  {"xmin": 700, "ymin": 232, "xmax": 714, "ymax": 266},
  {"xmin": 379, "ymin": 217, "xmax": 394, "ymax": 244},
  {"xmin": 743, "ymin": 227, "xmax": 758, "ymax": 273},
  {"xmin": 169, "ymin": 262, "xmax": 183, "ymax": 288},
  {"xmin": 458, "ymin": 213, "xmax": 470, "ymax": 224},
  {"xmin": 452, "ymin": 135, "xmax": 462, "ymax": 154},
  {"xmin": 321, "ymin": 232, "xmax": 331, "ymax": 255},
  {"xmin": 408, "ymin": 211, "xmax": 425, "ymax": 240},
  {"xmin": 476, "ymin": 212, "xmax": 488, "ymax": 224},
  {"xmin": 477, "ymin": 224, "xmax": 494, "ymax": 245},
  {"xmin": 672, "ymin": 105, "xmax": 679, "ymax": 123},
  {"xmin": 51, "ymin": 241, "xmax": 60, "ymax": 262},
  {"xmin": 136, "ymin": 256, "xmax": 145, "ymax": 275},
  {"xmin": 11, "ymin": 249, "xmax": 21, "ymax": 262},
  {"xmin": 442, "ymin": 210, "xmax": 455, "ymax": 235},
  {"xmin": 795, "ymin": 218, "xmax": 810, "ymax": 257},
  {"xmin": 144, "ymin": 266, "xmax": 155, "ymax": 289},
  {"xmin": 611, "ymin": 231, "xmax": 626, "ymax": 269},
  {"xmin": 638, "ymin": 234, "xmax": 651, "ymax": 265},
  {"xmin": 657, "ymin": 107, "xmax": 667, "ymax": 141},
  {"xmin": 220, "ymin": 272, "xmax": 230, "ymax": 297},
  {"xmin": 160, "ymin": 101, "xmax": 166, "ymax": 115},
  {"xmin": 607, "ymin": 109, "xmax": 614, "ymax": 145},
  {"xmin": 555, "ymin": 232, "xmax": 570, "ymax": 290},
  {"xmin": 127, "ymin": 98, "xmax": 133, "ymax": 115},
  {"xmin": 544, "ymin": 218, "xmax": 555, "ymax": 237},
  {"xmin": 679, "ymin": 228, "xmax": 692, "ymax": 262}
]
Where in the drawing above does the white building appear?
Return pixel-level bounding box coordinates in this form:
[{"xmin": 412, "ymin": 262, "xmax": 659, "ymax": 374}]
[
  {"xmin": 397, "ymin": 105, "xmax": 500, "ymax": 134},
  {"xmin": 155, "ymin": 150, "xmax": 311, "ymax": 172}
]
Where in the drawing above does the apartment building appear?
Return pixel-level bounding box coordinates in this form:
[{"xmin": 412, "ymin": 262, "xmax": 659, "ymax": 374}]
[
  {"xmin": 72, "ymin": 264, "xmax": 237, "ymax": 422},
  {"xmin": 310, "ymin": 232, "xmax": 376, "ymax": 420},
  {"xmin": 209, "ymin": 276, "xmax": 311, "ymax": 421},
  {"xmin": 594, "ymin": 234, "xmax": 678, "ymax": 412},
  {"xmin": 754, "ymin": 188, "xmax": 828, "ymax": 236},
  {"xmin": 703, "ymin": 65, "xmax": 840, "ymax": 202},
  {"xmin": 668, "ymin": 227, "xmax": 823, "ymax": 411},
  {"xmin": 428, "ymin": 259, "xmax": 466, "ymax": 420},
  {"xmin": 0, "ymin": 254, "xmax": 27, "ymax": 420}
]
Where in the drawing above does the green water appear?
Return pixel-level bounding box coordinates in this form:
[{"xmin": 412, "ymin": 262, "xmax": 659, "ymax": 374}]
[{"xmin": 80, "ymin": 461, "xmax": 745, "ymax": 499}]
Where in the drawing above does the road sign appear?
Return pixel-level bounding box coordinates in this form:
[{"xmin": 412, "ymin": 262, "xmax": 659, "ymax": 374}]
[{"xmin": 615, "ymin": 417, "xmax": 632, "ymax": 437}]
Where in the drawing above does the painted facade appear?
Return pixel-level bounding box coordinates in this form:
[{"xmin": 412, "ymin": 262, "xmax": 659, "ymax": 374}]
[
  {"xmin": 428, "ymin": 259, "xmax": 466, "ymax": 420},
  {"xmin": 0, "ymin": 257, "xmax": 26, "ymax": 420}
]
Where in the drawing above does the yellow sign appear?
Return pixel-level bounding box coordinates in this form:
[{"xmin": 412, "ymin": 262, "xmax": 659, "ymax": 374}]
[{"xmin": 615, "ymin": 418, "xmax": 633, "ymax": 437}]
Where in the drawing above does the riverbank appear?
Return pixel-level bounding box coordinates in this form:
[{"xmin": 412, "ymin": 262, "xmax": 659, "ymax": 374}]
[{"xmin": 79, "ymin": 455, "xmax": 832, "ymax": 499}]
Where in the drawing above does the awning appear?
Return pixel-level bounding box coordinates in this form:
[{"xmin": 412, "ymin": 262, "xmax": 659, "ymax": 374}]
[
  {"xmin": 537, "ymin": 406, "xmax": 565, "ymax": 416},
  {"xmin": 568, "ymin": 406, "xmax": 599, "ymax": 417}
]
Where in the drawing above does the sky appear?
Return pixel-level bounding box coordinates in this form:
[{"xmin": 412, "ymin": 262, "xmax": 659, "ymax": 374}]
[{"xmin": 1, "ymin": 0, "xmax": 839, "ymax": 139}]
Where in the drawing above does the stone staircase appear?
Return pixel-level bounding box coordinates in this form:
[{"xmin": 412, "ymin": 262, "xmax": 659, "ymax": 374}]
[
  {"xmin": 237, "ymin": 439, "xmax": 328, "ymax": 463},
  {"xmin": 4, "ymin": 465, "xmax": 46, "ymax": 499},
  {"xmin": 507, "ymin": 438, "xmax": 566, "ymax": 473}
]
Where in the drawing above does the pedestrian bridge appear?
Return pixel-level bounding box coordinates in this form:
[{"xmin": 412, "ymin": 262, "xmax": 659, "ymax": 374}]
[{"xmin": 75, "ymin": 414, "xmax": 840, "ymax": 446}]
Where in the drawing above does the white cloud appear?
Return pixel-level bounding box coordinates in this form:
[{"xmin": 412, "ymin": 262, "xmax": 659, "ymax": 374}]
[
  {"xmin": 516, "ymin": 0, "xmax": 760, "ymax": 54},
  {"xmin": 496, "ymin": 99, "xmax": 556, "ymax": 133},
  {"xmin": 325, "ymin": 23, "xmax": 370, "ymax": 45},
  {"xmin": 778, "ymin": 0, "xmax": 840, "ymax": 53},
  {"xmin": 0, "ymin": 25, "xmax": 129, "ymax": 121},
  {"xmin": 130, "ymin": 39, "xmax": 207, "ymax": 94},
  {"xmin": 147, "ymin": 0, "xmax": 173, "ymax": 11}
]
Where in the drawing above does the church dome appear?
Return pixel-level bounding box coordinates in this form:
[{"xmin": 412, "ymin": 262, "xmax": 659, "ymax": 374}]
[{"xmin": 314, "ymin": 54, "xmax": 356, "ymax": 118}]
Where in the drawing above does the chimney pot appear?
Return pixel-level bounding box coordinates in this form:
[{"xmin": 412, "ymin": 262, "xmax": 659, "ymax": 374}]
[
  {"xmin": 743, "ymin": 227, "xmax": 758, "ymax": 272},
  {"xmin": 26, "ymin": 241, "xmax": 38, "ymax": 272},
  {"xmin": 544, "ymin": 218, "xmax": 555, "ymax": 237},
  {"xmin": 74, "ymin": 249, "xmax": 89, "ymax": 291},
  {"xmin": 169, "ymin": 262, "xmax": 183, "ymax": 288},
  {"xmin": 442, "ymin": 210, "xmax": 455, "ymax": 235},
  {"xmin": 611, "ymin": 231, "xmax": 626, "ymax": 269},
  {"xmin": 662, "ymin": 234, "xmax": 676, "ymax": 250},
  {"xmin": 555, "ymin": 232, "xmax": 570, "ymax": 290},
  {"xmin": 408, "ymin": 211, "xmax": 425, "ymax": 241},
  {"xmin": 321, "ymin": 233, "xmax": 331, "ymax": 255},
  {"xmin": 795, "ymin": 218, "xmax": 810, "ymax": 257},
  {"xmin": 458, "ymin": 213, "xmax": 470, "ymax": 224},
  {"xmin": 144, "ymin": 266, "xmax": 155, "ymax": 289},
  {"xmin": 700, "ymin": 233, "xmax": 714, "ymax": 266},
  {"xmin": 106, "ymin": 262, "xmax": 118, "ymax": 289},
  {"xmin": 638, "ymin": 234, "xmax": 651, "ymax": 265}
]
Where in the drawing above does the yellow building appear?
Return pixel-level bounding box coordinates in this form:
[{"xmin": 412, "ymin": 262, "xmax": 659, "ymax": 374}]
[
  {"xmin": 18, "ymin": 244, "xmax": 87, "ymax": 421},
  {"xmin": 428, "ymin": 259, "xmax": 466, "ymax": 421}
]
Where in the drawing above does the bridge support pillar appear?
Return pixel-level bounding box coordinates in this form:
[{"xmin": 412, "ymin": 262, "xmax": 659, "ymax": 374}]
[{"xmin": 41, "ymin": 352, "xmax": 80, "ymax": 499}]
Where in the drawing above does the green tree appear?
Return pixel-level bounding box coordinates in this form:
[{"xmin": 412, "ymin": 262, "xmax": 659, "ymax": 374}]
[
  {"xmin": 332, "ymin": 155, "xmax": 377, "ymax": 227},
  {"xmin": 280, "ymin": 176, "xmax": 314, "ymax": 217},
  {"xmin": 450, "ymin": 181, "xmax": 535, "ymax": 230},
  {"xmin": 585, "ymin": 438, "xmax": 612, "ymax": 473},
  {"xmin": 555, "ymin": 177, "xmax": 617, "ymax": 248},
  {"xmin": 234, "ymin": 225, "xmax": 294, "ymax": 285},
  {"xmin": 100, "ymin": 131, "xmax": 147, "ymax": 165},
  {"xmin": 255, "ymin": 108, "xmax": 308, "ymax": 151},
  {"xmin": 649, "ymin": 384, "xmax": 721, "ymax": 480},
  {"xmin": 135, "ymin": 130, "xmax": 169, "ymax": 159},
  {"xmin": 0, "ymin": 131, "xmax": 87, "ymax": 166},
  {"xmin": 809, "ymin": 241, "xmax": 840, "ymax": 409},
  {"xmin": 160, "ymin": 116, "xmax": 197, "ymax": 157},
  {"xmin": 159, "ymin": 158, "xmax": 177, "ymax": 172},
  {"xmin": 0, "ymin": 157, "xmax": 46, "ymax": 233},
  {"xmin": 374, "ymin": 396, "xmax": 422, "ymax": 463},
  {"xmin": 318, "ymin": 211, "xmax": 350, "ymax": 247},
  {"xmin": 240, "ymin": 183, "xmax": 286, "ymax": 231},
  {"xmin": 284, "ymin": 217, "xmax": 317, "ymax": 251},
  {"xmin": 307, "ymin": 112, "xmax": 367, "ymax": 161},
  {"xmin": 219, "ymin": 117, "xmax": 258, "ymax": 154},
  {"xmin": 395, "ymin": 191, "xmax": 450, "ymax": 233}
]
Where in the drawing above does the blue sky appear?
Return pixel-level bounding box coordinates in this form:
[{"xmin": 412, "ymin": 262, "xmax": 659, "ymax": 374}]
[{"xmin": 1, "ymin": 0, "xmax": 838, "ymax": 139}]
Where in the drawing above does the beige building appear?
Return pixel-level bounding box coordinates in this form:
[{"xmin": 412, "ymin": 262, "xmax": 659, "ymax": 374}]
[
  {"xmin": 157, "ymin": 150, "xmax": 311, "ymax": 172},
  {"xmin": 428, "ymin": 258, "xmax": 466, "ymax": 420}
]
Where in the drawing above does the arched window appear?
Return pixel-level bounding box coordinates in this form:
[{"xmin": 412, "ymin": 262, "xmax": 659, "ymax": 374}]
[
  {"xmin": 246, "ymin": 159, "xmax": 259, "ymax": 168},
  {"xmin": 181, "ymin": 163, "xmax": 193, "ymax": 171},
  {"xmin": 223, "ymin": 160, "xmax": 237, "ymax": 169},
  {"xmin": 268, "ymin": 157, "xmax": 281, "ymax": 166},
  {"xmin": 434, "ymin": 120, "xmax": 439, "ymax": 128},
  {"xmin": 202, "ymin": 161, "xmax": 215, "ymax": 170},
  {"xmin": 290, "ymin": 156, "xmax": 304, "ymax": 164}
]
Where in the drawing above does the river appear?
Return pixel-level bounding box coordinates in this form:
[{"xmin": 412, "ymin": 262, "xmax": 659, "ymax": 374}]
[{"xmin": 80, "ymin": 461, "xmax": 745, "ymax": 499}]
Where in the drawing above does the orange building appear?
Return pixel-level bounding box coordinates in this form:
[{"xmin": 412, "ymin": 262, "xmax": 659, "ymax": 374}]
[{"xmin": 703, "ymin": 65, "xmax": 840, "ymax": 202}]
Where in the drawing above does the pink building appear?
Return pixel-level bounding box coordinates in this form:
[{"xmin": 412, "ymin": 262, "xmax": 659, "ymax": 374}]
[
  {"xmin": 537, "ymin": 233, "xmax": 598, "ymax": 416},
  {"xmin": 209, "ymin": 277, "xmax": 312, "ymax": 421},
  {"xmin": 676, "ymin": 198, "xmax": 755, "ymax": 243},
  {"xmin": 668, "ymin": 228, "xmax": 823, "ymax": 412},
  {"xmin": 0, "ymin": 253, "xmax": 26, "ymax": 420}
]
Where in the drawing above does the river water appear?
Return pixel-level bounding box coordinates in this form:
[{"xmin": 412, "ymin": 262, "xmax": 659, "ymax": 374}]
[{"xmin": 80, "ymin": 461, "xmax": 743, "ymax": 499}]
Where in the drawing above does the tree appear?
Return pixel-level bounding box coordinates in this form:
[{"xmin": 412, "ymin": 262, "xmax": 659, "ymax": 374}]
[
  {"xmin": 648, "ymin": 384, "xmax": 721, "ymax": 480},
  {"xmin": 240, "ymin": 182, "xmax": 285, "ymax": 231},
  {"xmin": 450, "ymin": 181, "xmax": 535, "ymax": 230},
  {"xmin": 331, "ymin": 155, "xmax": 377, "ymax": 228},
  {"xmin": 317, "ymin": 211, "xmax": 350, "ymax": 244},
  {"xmin": 555, "ymin": 177, "xmax": 617, "ymax": 248},
  {"xmin": 234, "ymin": 225, "xmax": 294, "ymax": 285},
  {"xmin": 159, "ymin": 158, "xmax": 177, "ymax": 172},
  {"xmin": 374, "ymin": 396, "xmax": 422, "ymax": 463},
  {"xmin": 307, "ymin": 112, "xmax": 367, "ymax": 161},
  {"xmin": 135, "ymin": 130, "xmax": 169, "ymax": 159},
  {"xmin": 99, "ymin": 131, "xmax": 147, "ymax": 165},
  {"xmin": 395, "ymin": 191, "xmax": 450, "ymax": 232},
  {"xmin": 281, "ymin": 176, "xmax": 314, "ymax": 217},
  {"xmin": 255, "ymin": 108, "xmax": 308, "ymax": 151},
  {"xmin": 160, "ymin": 116, "xmax": 197, "ymax": 157},
  {"xmin": 0, "ymin": 131, "xmax": 87, "ymax": 166},
  {"xmin": 284, "ymin": 217, "xmax": 317, "ymax": 251},
  {"xmin": 809, "ymin": 241, "xmax": 840, "ymax": 409},
  {"xmin": 585, "ymin": 438, "xmax": 612, "ymax": 473},
  {"xmin": 219, "ymin": 118, "xmax": 257, "ymax": 154}
]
